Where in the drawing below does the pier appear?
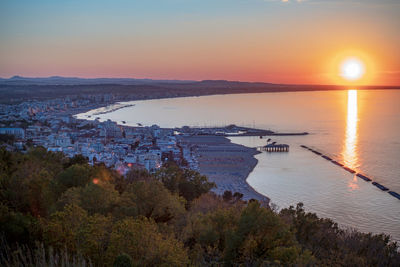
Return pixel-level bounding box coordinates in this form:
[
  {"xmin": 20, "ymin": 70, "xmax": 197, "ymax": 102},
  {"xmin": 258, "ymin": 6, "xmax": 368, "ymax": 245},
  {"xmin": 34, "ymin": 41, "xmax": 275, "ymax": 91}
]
[
  {"xmin": 259, "ymin": 143, "xmax": 289, "ymax": 152},
  {"xmin": 300, "ymin": 145, "xmax": 399, "ymax": 201}
]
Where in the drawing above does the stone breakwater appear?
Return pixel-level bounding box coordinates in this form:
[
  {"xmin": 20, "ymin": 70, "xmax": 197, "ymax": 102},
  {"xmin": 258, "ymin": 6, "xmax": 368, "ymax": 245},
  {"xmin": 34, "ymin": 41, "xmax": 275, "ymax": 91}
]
[{"xmin": 182, "ymin": 135, "xmax": 269, "ymax": 203}]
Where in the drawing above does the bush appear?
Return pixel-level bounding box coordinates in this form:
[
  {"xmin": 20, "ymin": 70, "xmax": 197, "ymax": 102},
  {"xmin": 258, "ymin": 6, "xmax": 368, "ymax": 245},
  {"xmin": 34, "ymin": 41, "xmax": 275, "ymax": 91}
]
[{"xmin": 113, "ymin": 253, "xmax": 133, "ymax": 267}]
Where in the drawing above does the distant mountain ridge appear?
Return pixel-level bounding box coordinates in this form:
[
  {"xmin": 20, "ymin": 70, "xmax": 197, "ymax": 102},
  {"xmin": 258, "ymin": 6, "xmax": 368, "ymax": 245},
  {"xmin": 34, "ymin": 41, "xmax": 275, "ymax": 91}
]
[
  {"xmin": 1, "ymin": 76, "xmax": 399, "ymax": 104},
  {"xmin": 0, "ymin": 76, "xmax": 398, "ymax": 89},
  {"xmin": 0, "ymin": 76, "xmax": 196, "ymax": 85}
]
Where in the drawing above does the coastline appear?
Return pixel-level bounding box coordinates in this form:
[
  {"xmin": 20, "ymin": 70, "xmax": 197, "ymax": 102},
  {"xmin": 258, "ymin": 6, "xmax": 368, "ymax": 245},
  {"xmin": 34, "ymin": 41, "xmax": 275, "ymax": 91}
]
[
  {"xmin": 71, "ymin": 91, "xmax": 400, "ymax": 244},
  {"xmin": 74, "ymin": 102, "xmax": 272, "ymax": 203},
  {"xmin": 71, "ymin": 93, "xmax": 308, "ymax": 204},
  {"xmin": 179, "ymin": 135, "xmax": 269, "ymax": 203}
]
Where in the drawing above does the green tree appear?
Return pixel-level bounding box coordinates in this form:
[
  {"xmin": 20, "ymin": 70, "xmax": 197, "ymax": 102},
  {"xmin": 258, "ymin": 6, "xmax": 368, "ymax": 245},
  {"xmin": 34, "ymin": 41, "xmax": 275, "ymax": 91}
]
[
  {"xmin": 0, "ymin": 203, "xmax": 38, "ymax": 244},
  {"xmin": 106, "ymin": 217, "xmax": 189, "ymax": 266},
  {"xmin": 113, "ymin": 253, "xmax": 133, "ymax": 267},
  {"xmin": 115, "ymin": 168, "xmax": 153, "ymax": 194},
  {"xmin": 280, "ymin": 203, "xmax": 400, "ymax": 266},
  {"xmin": 2, "ymin": 160, "xmax": 54, "ymax": 217},
  {"xmin": 0, "ymin": 134, "xmax": 15, "ymax": 145},
  {"xmin": 224, "ymin": 201, "xmax": 305, "ymax": 266},
  {"xmin": 58, "ymin": 182, "xmax": 120, "ymax": 215},
  {"xmin": 156, "ymin": 163, "xmax": 215, "ymax": 203},
  {"xmin": 41, "ymin": 204, "xmax": 112, "ymax": 265},
  {"xmin": 63, "ymin": 154, "xmax": 88, "ymax": 168},
  {"xmin": 52, "ymin": 164, "xmax": 92, "ymax": 196},
  {"xmin": 184, "ymin": 201, "xmax": 311, "ymax": 266},
  {"xmin": 115, "ymin": 181, "xmax": 185, "ymax": 225}
]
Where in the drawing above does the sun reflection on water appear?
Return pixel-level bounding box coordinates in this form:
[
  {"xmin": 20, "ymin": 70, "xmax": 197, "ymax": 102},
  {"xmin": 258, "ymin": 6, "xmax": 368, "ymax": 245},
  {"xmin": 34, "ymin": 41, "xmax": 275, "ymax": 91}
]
[{"xmin": 343, "ymin": 90, "xmax": 360, "ymax": 190}]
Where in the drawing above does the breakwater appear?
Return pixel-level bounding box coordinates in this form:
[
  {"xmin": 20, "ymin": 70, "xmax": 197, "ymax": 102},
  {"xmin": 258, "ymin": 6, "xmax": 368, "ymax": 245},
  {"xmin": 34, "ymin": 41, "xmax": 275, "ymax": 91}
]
[{"xmin": 300, "ymin": 145, "xmax": 400, "ymax": 201}]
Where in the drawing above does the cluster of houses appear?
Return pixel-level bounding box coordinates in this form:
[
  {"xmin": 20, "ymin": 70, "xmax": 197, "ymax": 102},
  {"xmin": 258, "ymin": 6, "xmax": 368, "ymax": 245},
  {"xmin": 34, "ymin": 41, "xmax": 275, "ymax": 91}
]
[{"xmin": 0, "ymin": 96, "xmax": 199, "ymax": 174}]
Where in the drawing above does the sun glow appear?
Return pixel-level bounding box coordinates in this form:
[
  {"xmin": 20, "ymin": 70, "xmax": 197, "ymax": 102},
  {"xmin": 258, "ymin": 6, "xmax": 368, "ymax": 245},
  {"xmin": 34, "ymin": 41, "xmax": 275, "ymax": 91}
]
[
  {"xmin": 328, "ymin": 50, "xmax": 376, "ymax": 85},
  {"xmin": 340, "ymin": 58, "xmax": 365, "ymax": 81}
]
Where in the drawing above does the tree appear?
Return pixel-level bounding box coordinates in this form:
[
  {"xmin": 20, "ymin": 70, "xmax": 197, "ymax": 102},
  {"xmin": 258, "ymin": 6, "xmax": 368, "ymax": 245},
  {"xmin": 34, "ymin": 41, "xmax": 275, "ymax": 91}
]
[
  {"xmin": 64, "ymin": 154, "xmax": 89, "ymax": 168},
  {"xmin": 58, "ymin": 182, "xmax": 120, "ymax": 215},
  {"xmin": 106, "ymin": 217, "xmax": 189, "ymax": 266},
  {"xmin": 115, "ymin": 168, "xmax": 153, "ymax": 194},
  {"xmin": 0, "ymin": 134, "xmax": 15, "ymax": 145},
  {"xmin": 113, "ymin": 253, "xmax": 133, "ymax": 267},
  {"xmin": 223, "ymin": 190, "xmax": 233, "ymax": 202},
  {"xmin": 2, "ymin": 159, "xmax": 54, "ymax": 217},
  {"xmin": 184, "ymin": 201, "xmax": 312, "ymax": 266},
  {"xmin": 41, "ymin": 204, "xmax": 112, "ymax": 265},
  {"xmin": 224, "ymin": 201, "xmax": 306, "ymax": 265},
  {"xmin": 52, "ymin": 164, "xmax": 92, "ymax": 196},
  {"xmin": 0, "ymin": 203, "xmax": 37, "ymax": 245},
  {"xmin": 156, "ymin": 163, "xmax": 215, "ymax": 203},
  {"xmin": 115, "ymin": 181, "xmax": 185, "ymax": 225},
  {"xmin": 280, "ymin": 203, "xmax": 400, "ymax": 266}
]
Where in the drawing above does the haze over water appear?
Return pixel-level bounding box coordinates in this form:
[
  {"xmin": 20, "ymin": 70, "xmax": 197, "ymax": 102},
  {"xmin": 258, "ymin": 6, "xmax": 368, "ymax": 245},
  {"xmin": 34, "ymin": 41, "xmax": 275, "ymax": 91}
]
[{"xmin": 78, "ymin": 89, "xmax": 400, "ymax": 241}]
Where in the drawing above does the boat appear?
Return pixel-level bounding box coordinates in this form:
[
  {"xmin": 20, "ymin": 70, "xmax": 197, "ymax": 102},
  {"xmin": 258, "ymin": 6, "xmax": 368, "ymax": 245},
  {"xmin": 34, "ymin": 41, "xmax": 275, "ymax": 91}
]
[{"xmin": 372, "ymin": 182, "xmax": 389, "ymax": 191}]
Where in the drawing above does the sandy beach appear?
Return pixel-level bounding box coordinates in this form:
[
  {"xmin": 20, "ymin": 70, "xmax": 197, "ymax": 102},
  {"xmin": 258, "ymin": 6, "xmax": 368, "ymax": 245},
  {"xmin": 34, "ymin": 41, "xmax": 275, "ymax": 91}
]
[{"xmin": 181, "ymin": 135, "xmax": 269, "ymax": 203}]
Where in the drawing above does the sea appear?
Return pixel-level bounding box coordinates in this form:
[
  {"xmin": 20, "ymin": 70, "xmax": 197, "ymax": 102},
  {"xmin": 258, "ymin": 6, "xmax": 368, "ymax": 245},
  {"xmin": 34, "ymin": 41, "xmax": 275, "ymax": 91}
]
[{"xmin": 76, "ymin": 89, "xmax": 400, "ymax": 242}]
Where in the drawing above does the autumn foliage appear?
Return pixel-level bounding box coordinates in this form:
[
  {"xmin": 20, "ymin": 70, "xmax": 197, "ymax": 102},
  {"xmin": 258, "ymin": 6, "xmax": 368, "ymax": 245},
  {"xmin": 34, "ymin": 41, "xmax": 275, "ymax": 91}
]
[{"xmin": 0, "ymin": 147, "xmax": 399, "ymax": 266}]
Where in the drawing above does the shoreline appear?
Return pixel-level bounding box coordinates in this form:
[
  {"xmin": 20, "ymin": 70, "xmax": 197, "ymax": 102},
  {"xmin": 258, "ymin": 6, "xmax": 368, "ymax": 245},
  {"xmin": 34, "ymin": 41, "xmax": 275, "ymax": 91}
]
[
  {"xmin": 74, "ymin": 108, "xmax": 273, "ymax": 203},
  {"xmin": 68, "ymin": 88, "xmax": 399, "ymax": 119},
  {"xmin": 71, "ymin": 93, "xmax": 309, "ymax": 204},
  {"xmin": 180, "ymin": 135, "xmax": 269, "ymax": 203}
]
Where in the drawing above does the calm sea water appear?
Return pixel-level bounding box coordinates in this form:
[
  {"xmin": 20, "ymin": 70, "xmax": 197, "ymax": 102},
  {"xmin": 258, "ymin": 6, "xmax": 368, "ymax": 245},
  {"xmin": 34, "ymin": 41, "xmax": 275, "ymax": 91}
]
[{"xmin": 77, "ymin": 90, "xmax": 400, "ymax": 241}]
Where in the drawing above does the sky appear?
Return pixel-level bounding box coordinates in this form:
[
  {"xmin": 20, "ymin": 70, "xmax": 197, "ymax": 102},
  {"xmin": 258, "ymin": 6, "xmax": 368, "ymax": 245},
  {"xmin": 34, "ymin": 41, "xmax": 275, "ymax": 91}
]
[{"xmin": 0, "ymin": 0, "xmax": 399, "ymax": 85}]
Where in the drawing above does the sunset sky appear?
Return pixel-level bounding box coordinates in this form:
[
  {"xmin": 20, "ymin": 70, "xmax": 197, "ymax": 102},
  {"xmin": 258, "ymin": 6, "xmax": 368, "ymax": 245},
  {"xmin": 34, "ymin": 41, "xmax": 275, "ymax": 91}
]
[{"xmin": 1, "ymin": 0, "xmax": 399, "ymax": 85}]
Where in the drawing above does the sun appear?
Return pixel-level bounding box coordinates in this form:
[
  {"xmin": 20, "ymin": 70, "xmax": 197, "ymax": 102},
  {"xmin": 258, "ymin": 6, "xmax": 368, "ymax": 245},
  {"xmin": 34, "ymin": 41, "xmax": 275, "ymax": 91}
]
[{"xmin": 340, "ymin": 58, "xmax": 365, "ymax": 81}]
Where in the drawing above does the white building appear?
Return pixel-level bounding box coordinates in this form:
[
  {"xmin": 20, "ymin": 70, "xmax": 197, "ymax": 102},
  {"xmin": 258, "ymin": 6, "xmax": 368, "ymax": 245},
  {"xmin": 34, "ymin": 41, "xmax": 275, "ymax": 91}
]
[{"xmin": 0, "ymin": 128, "xmax": 25, "ymax": 139}]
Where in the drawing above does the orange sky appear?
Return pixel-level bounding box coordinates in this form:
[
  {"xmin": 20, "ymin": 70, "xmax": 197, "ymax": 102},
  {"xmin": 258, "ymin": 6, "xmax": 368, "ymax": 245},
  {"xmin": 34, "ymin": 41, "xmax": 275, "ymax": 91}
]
[{"xmin": 1, "ymin": 0, "xmax": 399, "ymax": 85}]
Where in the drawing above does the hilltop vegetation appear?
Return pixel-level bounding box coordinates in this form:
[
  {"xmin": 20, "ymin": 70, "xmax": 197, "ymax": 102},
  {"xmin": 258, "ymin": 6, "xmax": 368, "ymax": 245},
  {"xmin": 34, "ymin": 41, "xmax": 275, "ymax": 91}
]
[{"xmin": 0, "ymin": 147, "xmax": 399, "ymax": 266}]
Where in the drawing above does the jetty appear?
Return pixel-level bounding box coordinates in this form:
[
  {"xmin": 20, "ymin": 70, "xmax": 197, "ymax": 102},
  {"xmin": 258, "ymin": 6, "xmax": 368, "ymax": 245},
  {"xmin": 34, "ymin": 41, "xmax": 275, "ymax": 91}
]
[
  {"xmin": 342, "ymin": 166, "xmax": 356, "ymax": 174},
  {"xmin": 259, "ymin": 143, "xmax": 289, "ymax": 152},
  {"xmin": 322, "ymin": 155, "xmax": 333, "ymax": 161},
  {"xmin": 300, "ymin": 145, "xmax": 399, "ymax": 201},
  {"xmin": 331, "ymin": 160, "xmax": 344, "ymax": 167},
  {"xmin": 356, "ymin": 173, "xmax": 372, "ymax": 182},
  {"xmin": 174, "ymin": 124, "xmax": 308, "ymax": 137},
  {"xmin": 388, "ymin": 191, "xmax": 400, "ymax": 200},
  {"xmin": 372, "ymin": 182, "xmax": 389, "ymax": 191}
]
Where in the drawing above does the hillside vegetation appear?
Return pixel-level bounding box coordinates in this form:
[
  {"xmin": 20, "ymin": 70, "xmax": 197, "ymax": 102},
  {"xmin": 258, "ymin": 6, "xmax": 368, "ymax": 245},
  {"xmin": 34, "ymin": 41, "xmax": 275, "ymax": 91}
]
[{"xmin": 0, "ymin": 147, "xmax": 399, "ymax": 266}]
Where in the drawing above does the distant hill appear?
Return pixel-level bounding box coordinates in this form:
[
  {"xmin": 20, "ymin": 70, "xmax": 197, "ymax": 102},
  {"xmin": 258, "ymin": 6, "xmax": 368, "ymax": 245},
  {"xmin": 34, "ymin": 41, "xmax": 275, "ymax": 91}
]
[
  {"xmin": 0, "ymin": 76, "xmax": 195, "ymax": 85},
  {"xmin": 0, "ymin": 76, "xmax": 398, "ymax": 104}
]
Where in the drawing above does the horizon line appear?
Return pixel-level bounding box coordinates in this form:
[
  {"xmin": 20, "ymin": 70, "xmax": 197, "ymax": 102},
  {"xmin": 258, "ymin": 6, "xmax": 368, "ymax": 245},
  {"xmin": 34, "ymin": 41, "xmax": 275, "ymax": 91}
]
[{"xmin": 0, "ymin": 75, "xmax": 399, "ymax": 88}]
